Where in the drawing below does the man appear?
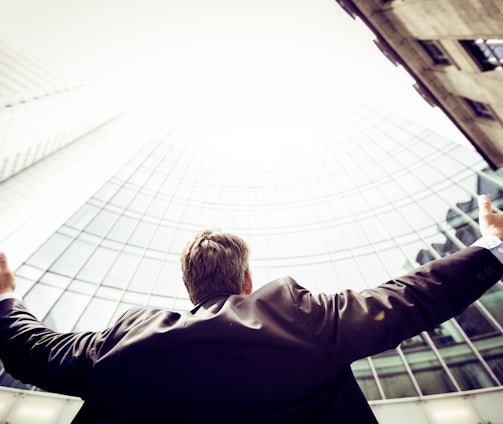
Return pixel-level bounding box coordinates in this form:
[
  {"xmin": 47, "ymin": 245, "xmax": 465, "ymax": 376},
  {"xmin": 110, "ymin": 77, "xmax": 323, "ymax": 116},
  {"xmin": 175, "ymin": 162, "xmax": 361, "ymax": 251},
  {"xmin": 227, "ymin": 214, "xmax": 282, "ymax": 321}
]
[{"xmin": 0, "ymin": 195, "xmax": 502, "ymax": 423}]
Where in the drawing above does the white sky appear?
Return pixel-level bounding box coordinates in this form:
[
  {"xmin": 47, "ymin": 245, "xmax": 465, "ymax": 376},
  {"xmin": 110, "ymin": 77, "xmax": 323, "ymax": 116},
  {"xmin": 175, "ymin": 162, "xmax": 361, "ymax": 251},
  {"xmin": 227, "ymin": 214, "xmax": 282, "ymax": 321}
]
[{"xmin": 0, "ymin": 0, "xmax": 467, "ymax": 143}]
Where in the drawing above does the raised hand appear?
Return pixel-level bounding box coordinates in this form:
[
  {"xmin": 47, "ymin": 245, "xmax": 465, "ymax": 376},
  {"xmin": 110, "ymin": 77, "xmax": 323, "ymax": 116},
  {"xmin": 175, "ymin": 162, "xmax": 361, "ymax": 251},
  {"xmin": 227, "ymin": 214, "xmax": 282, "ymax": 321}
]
[
  {"xmin": 0, "ymin": 253, "xmax": 15, "ymax": 294},
  {"xmin": 478, "ymin": 195, "xmax": 503, "ymax": 240}
]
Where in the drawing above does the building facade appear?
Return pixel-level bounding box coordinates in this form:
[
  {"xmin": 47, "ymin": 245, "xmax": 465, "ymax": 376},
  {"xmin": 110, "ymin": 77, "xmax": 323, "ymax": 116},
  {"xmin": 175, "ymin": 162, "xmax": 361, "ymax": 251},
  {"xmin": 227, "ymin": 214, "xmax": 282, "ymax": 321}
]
[
  {"xmin": 336, "ymin": 0, "xmax": 503, "ymax": 169},
  {"xmin": 0, "ymin": 99, "xmax": 502, "ymax": 423},
  {"xmin": 0, "ymin": 40, "xmax": 124, "ymax": 183}
]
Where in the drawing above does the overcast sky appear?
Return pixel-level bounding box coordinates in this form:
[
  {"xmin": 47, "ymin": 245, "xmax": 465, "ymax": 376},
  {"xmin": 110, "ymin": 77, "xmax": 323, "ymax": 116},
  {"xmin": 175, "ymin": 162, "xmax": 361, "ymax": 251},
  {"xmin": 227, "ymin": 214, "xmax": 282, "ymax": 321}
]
[{"xmin": 0, "ymin": 0, "xmax": 467, "ymax": 142}]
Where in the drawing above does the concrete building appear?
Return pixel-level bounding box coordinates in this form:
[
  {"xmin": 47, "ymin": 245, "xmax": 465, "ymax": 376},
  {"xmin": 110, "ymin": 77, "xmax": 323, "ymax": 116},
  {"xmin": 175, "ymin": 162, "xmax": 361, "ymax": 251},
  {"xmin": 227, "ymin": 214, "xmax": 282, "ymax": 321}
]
[{"xmin": 336, "ymin": 0, "xmax": 503, "ymax": 169}]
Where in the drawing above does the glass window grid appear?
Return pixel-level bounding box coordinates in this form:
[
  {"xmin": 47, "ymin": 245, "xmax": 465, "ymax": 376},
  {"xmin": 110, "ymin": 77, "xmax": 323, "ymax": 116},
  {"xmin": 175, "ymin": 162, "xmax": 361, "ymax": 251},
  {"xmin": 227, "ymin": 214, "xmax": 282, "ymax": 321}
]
[{"xmin": 9, "ymin": 102, "xmax": 503, "ymax": 399}]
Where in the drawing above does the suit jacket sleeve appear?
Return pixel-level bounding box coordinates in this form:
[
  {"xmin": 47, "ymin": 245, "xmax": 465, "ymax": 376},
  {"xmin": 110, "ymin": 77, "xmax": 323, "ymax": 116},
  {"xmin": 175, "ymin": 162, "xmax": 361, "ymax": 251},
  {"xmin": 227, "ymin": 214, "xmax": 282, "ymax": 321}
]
[
  {"xmin": 0, "ymin": 299, "xmax": 110, "ymax": 397},
  {"xmin": 291, "ymin": 246, "xmax": 503, "ymax": 365},
  {"xmin": 0, "ymin": 301, "xmax": 157, "ymax": 398},
  {"xmin": 0, "ymin": 246, "xmax": 501, "ymax": 397}
]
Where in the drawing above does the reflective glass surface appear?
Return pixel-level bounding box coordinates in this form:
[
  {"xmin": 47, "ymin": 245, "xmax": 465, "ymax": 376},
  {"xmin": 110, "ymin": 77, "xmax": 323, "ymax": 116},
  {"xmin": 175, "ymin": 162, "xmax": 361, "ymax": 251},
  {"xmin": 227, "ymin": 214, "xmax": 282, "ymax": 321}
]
[{"xmin": 5, "ymin": 100, "xmax": 503, "ymax": 401}]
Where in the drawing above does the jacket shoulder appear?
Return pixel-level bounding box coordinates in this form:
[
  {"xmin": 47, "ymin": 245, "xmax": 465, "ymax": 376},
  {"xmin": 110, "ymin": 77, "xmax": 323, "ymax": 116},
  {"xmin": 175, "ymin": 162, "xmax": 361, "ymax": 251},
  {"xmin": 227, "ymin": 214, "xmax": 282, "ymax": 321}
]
[{"xmin": 251, "ymin": 276, "xmax": 310, "ymax": 301}]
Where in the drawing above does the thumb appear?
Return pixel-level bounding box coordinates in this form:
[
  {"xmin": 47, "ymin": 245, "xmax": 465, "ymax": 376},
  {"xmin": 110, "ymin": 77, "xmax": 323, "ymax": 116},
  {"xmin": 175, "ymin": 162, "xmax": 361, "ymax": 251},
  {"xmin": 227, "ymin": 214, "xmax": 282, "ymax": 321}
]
[
  {"xmin": 478, "ymin": 195, "xmax": 493, "ymax": 234},
  {"xmin": 478, "ymin": 195, "xmax": 492, "ymax": 219}
]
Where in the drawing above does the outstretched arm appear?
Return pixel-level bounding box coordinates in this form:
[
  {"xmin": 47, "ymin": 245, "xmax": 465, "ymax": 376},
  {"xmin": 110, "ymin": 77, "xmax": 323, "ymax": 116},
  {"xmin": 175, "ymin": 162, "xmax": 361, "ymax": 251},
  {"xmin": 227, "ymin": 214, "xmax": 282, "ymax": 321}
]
[
  {"xmin": 0, "ymin": 253, "xmax": 97, "ymax": 397},
  {"xmin": 302, "ymin": 195, "xmax": 503, "ymax": 364}
]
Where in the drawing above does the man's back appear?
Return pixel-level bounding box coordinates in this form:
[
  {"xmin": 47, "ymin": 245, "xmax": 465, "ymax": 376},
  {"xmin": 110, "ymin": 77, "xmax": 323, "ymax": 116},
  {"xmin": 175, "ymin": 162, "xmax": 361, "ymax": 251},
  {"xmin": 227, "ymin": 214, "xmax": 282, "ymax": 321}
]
[{"xmin": 82, "ymin": 278, "xmax": 376, "ymax": 423}]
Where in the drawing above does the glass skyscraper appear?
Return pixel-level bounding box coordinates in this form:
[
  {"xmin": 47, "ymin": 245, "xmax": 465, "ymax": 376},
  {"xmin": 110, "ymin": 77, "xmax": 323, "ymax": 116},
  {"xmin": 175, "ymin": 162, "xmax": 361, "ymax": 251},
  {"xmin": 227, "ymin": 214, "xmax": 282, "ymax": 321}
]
[
  {"xmin": 1, "ymin": 99, "xmax": 503, "ymax": 423},
  {"xmin": 0, "ymin": 40, "xmax": 124, "ymax": 184}
]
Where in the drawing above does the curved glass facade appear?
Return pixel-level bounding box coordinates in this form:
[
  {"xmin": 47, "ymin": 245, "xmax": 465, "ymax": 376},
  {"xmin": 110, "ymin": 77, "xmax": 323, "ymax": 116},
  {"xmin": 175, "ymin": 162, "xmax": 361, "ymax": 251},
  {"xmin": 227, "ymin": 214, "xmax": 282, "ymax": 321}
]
[{"xmin": 3, "ymin": 100, "xmax": 503, "ymax": 404}]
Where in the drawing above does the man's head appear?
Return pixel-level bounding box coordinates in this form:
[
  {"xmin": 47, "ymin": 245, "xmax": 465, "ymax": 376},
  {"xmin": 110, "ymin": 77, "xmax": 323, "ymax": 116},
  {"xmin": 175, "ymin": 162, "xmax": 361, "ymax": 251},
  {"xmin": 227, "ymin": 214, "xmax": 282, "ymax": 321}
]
[{"xmin": 181, "ymin": 229, "xmax": 252, "ymax": 305}]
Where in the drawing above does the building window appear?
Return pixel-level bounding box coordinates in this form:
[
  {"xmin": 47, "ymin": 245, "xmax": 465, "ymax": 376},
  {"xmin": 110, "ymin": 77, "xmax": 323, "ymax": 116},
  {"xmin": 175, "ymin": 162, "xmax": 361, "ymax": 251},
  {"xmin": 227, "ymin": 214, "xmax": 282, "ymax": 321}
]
[
  {"xmin": 418, "ymin": 40, "xmax": 451, "ymax": 65},
  {"xmin": 460, "ymin": 39, "xmax": 503, "ymax": 71},
  {"xmin": 464, "ymin": 98, "xmax": 497, "ymax": 121}
]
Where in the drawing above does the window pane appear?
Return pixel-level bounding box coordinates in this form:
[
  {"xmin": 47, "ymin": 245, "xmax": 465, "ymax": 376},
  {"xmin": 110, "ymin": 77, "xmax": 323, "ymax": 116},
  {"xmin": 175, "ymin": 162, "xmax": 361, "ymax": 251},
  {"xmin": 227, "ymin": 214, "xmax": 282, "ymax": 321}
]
[
  {"xmin": 352, "ymin": 358, "xmax": 382, "ymax": 401},
  {"xmin": 93, "ymin": 181, "xmax": 120, "ymax": 203},
  {"xmin": 39, "ymin": 271, "xmax": 71, "ymax": 289},
  {"xmin": 105, "ymin": 251, "xmax": 141, "ymax": 289},
  {"xmin": 149, "ymin": 225, "xmax": 173, "ymax": 252},
  {"xmin": 334, "ymin": 257, "xmax": 366, "ymax": 291},
  {"xmin": 372, "ymin": 350, "xmax": 418, "ymax": 398},
  {"xmin": 479, "ymin": 285, "xmax": 503, "ymax": 327},
  {"xmin": 66, "ymin": 203, "xmax": 100, "ymax": 230},
  {"xmin": 77, "ymin": 246, "xmax": 118, "ymax": 283},
  {"xmin": 44, "ymin": 290, "xmax": 91, "ymax": 332},
  {"xmin": 129, "ymin": 192, "xmax": 152, "ymax": 214},
  {"xmin": 341, "ymin": 221, "xmax": 368, "ymax": 248},
  {"xmin": 51, "ymin": 239, "xmax": 96, "ymax": 277},
  {"xmin": 358, "ymin": 253, "xmax": 389, "ymax": 288},
  {"xmin": 430, "ymin": 324, "xmax": 496, "ymax": 391},
  {"xmin": 108, "ymin": 215, "xmax": 138, "ymax": 243},
  {"xmin": 152, "ymin": 260, "xmax": 183, "ymax": 297},
  {"xmin": 476, "ymin": 334, "xmax": 503, "ymax": 383},
  {"xmin": 429, "ymin": 320, "xmax": 465, "ymax": 346},
  {"xmin": 24, "ymin": 284, "xmax": 63, "ymax": 320},
  {"xmin": 448, "ymin": 358, "xmax": 495, "ymax": 390},
  {"xmin": 401, "ymin": 335, "xmax": 457, "ymax": 395},
  {"xmin": 146, "ymin": 197, "xmax": 169, "ymax": 219},
  {"xmin": 86, "ymin": 208, "xmax": 119, "ymax": 236},
  {"xmin": 75, "ymin": 298, "xmax": 118, "ymax": 331},
  {"xmin": 128, "ymin": 256, "xmax": 162, "ymax": 293},
  {"xmin": 110, "ymin": 186, "xmax": 136, "ymax": 209},
  {"xmin": 26, "ymin": 233, "xmax": 73, "ymax": 270},
  {"xmin": 377, "ymin": 246, "xmax": 411, "ymax": 277},
  {"xmin": 380, "ymin": 209, "xmax": 412, "ymax": 236},
  {"xmin": 456, "ymin": 304, "xmax": 498, "ymax": 339},
  {"xmin": 129, "ymin": 221, "xmax": 157, "ymax": 248}
]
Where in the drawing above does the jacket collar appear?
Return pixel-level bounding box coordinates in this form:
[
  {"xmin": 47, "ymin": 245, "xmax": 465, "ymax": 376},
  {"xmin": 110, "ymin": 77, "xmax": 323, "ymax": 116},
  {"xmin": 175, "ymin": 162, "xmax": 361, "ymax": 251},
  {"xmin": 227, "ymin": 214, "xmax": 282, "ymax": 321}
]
[{"xmin": 190, "ymin": 292, "xmax": 235, "ymax": 314}]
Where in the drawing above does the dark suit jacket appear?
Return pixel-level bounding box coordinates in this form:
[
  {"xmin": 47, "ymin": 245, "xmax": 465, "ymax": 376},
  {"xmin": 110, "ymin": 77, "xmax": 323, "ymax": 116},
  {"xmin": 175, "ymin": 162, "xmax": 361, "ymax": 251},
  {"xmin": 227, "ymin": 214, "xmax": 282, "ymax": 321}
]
[{"xmin": 0, "ymin": 246, "xmax": 501, "ymax": 423}]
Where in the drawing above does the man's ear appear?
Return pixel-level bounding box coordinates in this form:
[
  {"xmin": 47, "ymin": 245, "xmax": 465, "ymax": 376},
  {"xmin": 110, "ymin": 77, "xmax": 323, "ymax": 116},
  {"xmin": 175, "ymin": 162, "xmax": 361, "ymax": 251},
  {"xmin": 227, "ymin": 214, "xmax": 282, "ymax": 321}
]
[{"xmin": 244, "ymin": 269, "xmax": 253, "ymax": 295}]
